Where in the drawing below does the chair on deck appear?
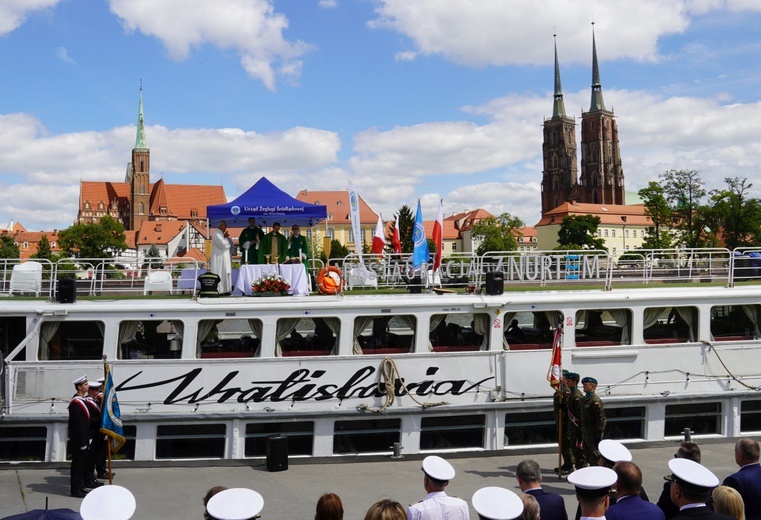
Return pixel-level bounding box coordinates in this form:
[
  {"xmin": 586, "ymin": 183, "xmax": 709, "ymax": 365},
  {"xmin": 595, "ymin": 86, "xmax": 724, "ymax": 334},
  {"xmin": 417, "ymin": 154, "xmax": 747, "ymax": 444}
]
[
  {"xmin": 9, "ymin": 261, "xmax": 43, "ymax": 296},
  {"xmin": 143, "ymin": 271, "xmax": 174, "ymax": 295}
]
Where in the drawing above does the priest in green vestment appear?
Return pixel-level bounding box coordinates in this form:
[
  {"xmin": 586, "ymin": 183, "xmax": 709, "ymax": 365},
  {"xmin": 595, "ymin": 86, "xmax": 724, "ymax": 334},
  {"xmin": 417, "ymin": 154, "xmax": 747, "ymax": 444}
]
[
  {"xmin": 238, "ymin": 218, "xmax": 265, "ymax": 264},
  {"xmin": 258, "ymin": 222, "xmax": 288, "ymax": 264},
  {"xmin": 285, "ymin": 225, "xmax": 309, "ymax": 264}
]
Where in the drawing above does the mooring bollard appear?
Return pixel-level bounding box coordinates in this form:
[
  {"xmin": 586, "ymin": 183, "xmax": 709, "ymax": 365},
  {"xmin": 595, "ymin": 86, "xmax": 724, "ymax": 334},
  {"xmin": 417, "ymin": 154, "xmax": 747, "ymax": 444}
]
[
  {"xmin": 683, "ymin": 427, "xmax": 692, "ymax": 442},
  {"xmin": 390, "ymin": 442, "xmax": 404, "ymax": 459}
]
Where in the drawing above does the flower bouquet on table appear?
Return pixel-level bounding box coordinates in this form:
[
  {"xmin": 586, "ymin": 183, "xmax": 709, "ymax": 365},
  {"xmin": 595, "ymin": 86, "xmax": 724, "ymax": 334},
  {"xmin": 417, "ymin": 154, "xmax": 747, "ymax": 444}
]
[{"xmin": 250, "ymin": 273, "xmax": 291, "ymax": 296}]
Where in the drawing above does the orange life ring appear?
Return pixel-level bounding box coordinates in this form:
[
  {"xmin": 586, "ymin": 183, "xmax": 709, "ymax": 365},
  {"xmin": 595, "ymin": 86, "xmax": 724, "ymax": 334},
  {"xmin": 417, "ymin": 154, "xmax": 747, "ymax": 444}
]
[{"xmin": 317, "ymin": 266, "xmax": 343, "ymax": 295}]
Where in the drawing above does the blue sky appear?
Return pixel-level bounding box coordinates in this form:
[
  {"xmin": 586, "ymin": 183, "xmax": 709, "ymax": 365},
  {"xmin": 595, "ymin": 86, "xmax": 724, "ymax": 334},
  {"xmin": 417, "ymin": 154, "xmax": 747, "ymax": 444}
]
[{"xmin": 2, "ymin": 0, "xmax": 761, "ymax": 231}]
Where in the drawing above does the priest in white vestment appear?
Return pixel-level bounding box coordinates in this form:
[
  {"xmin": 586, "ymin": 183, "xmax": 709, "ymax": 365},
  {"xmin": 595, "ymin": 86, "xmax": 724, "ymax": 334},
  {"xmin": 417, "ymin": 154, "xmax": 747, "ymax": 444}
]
[{"xmin": 210, "ymin": 220, "xmax": 232, "ymax": 294}]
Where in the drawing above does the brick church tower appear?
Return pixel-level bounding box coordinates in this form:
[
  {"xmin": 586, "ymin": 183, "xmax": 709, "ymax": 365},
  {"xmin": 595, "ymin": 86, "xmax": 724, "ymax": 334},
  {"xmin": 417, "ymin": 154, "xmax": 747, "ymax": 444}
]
[{"xmin": 126, "ymin": 85, "xmax": 151, "ymax": 231}]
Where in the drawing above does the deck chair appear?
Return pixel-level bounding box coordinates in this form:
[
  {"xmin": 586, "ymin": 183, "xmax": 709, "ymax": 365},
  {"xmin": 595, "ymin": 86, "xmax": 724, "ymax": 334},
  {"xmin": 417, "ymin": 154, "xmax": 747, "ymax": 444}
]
[
  {"xmin": 143, "ymin": 270, "xmax": 174, "ymax": 295},
  {"xmin": 9, "ymin": 261, "xmax": 43, "ymax": 296}
]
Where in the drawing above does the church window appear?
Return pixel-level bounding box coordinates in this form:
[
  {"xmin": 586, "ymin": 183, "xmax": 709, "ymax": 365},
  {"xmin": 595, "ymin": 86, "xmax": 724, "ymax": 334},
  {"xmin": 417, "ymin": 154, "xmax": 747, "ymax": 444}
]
[
  {"xmin": 552, "ymin": 176, "xmax": 559, "ymax": 191},
  {"xmin": 139, "ymin": 203, "xmax": 145, "ymax": 215},
  {"xmin": 140, "ymin": 159, "xmax": 144, "ymax": 172},
  {"xmin": 593, "ymin": 190, "xmax": 599, "ymax": 204},
  {"xmin": 551, "ymin": 131, "xmax": 558, "ymax": 145},
  {"xmin": 554, "ymin": 196, "xmax": 559, "ymax": 208},
  {"xmin": 551, "ymin": 154, "xmax": 558, "ymax": 168},
  {"xmin": 591, "ymin": 121, "xmax": 595, "ymax": 132}
]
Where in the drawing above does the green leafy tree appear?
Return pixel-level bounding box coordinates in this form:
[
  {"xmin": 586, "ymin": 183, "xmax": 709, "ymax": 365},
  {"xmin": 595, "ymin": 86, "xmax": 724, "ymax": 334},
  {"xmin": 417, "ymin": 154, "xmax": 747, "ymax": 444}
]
[
  {"xmin": 638, "ymin": 181, "xmax": 673, "ymax": 249},
  {"xmin": 142, "ymin": 244, "xmax": 164, "ymax": 270},
  {"xmin": 319, "ymin": 239, "xmax": 349, "ymax": 263},
  {"xmin": 58, "ymin": 216, "xmax": 128, "ymax": 263},
  {"xmin": 0, "ymin": 235, "xmax": 20, "ymax": 259},
  {"xmin": 708, "ymin": 177, "xmax": 761, "ymax": 250},
  {"xmin": 394, "ymin": 205, "xmax": 415, "ymax": 254},
  {"xmin": 33, "ymin": 234, "xmax": 52, "ymax": 260},
  {"xmin": 556, "ymin": 215, "xmax": 606, "ymax": 250},
  {"xmin": 660, "ymin": 169, "xmax": 708, "ymax": 248},
  {"xmin": 471, "ymin": 213, "xmax": 524, "ymax": 255}
]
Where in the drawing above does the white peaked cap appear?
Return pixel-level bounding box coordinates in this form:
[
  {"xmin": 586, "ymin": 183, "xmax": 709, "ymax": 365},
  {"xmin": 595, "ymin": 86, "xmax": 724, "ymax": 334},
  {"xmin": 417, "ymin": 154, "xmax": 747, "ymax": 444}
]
[
  {"xmin": 472, "ymin": 486, "xmax": 524, "ymax": 520},
  {"xmin": 206, "ymin": 487, "xmax": 264, "ymax": 520},
  {"xmin": 599, "ymin": 439, "xmax": 632, "ymax": 463},
  {"xmin": 668, "ymin": 458, "xmax": 720, "ymax": 489},
  {"xmin": 80, "ymin": 485, "xmax": 136, "ymax": 520},
  {"xmin": 422, "ymin": 455, "xmax": 456, "ymax": 481}
]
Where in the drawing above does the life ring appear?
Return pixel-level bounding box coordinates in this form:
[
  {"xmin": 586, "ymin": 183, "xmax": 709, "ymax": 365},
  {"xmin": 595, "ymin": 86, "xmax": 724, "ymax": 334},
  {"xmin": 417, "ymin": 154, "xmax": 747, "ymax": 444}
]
[{"xmin": 317, "ymin": 266, "xmax": 343, "ymax": 295}]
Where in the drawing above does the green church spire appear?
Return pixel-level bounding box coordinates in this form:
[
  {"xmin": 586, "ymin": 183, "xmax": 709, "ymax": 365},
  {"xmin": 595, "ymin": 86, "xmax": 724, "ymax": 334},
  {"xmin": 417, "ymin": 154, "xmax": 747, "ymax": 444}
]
[
  {"xmin": 589, "ymin": 23, "xmax": 606, "ymax": 112},
  {"xmin": 135, "ymin": 81, "xmax": 147, "ymax": 150},
  {"xmin": 552, "ymin": 35, "xmax": 566, "ymax": 118}
]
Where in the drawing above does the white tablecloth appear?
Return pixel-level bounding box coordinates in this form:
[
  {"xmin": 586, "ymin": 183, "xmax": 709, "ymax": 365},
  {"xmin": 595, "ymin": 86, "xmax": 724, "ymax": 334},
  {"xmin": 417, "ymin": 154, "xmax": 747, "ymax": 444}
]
[{"xmin": 233, "ymin": 264, "xmax": 309, "ymax": 296}]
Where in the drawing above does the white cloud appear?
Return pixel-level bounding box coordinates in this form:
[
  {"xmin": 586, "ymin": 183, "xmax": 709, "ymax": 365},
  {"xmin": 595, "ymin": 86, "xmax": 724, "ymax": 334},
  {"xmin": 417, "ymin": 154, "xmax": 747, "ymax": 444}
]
[
  {"xmin": 0, "ymin": 0, "xmax": 63, "ymax": 36},
  {"xmin": 318, "ymin": 0, "xmax": 338, "ymax": 8},
  {"xmin": 108, "ymin": 0, "xmax": 310, "ymax": 91},
  {"xmin": 55, "ymin": 47, "xmax": 76, "ymax": 64}
]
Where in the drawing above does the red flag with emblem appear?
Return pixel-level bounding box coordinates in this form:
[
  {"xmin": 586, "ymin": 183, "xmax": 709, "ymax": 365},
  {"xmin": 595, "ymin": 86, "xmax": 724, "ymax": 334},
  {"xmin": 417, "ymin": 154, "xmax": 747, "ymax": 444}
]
[
  {"xmin": 392, "ymin": 214, "xmax": 402, "ymax": 253},
  {"xmin": 547, "ymin": 327, "xmax": 562, "ymax": 387},
  {"xmin": 371, "ymin": 214, "xmax": 386, "ymax": 255}
]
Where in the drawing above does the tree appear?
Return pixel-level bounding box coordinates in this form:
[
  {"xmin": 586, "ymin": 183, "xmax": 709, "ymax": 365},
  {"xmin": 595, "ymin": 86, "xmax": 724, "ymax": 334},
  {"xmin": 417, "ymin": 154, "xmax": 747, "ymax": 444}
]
[
  {"xmin": 660, "ymin": 169, "xmax": 708, "ymax": 248},
  {"xmin": 33, "ymin": 234, "xmax": 53, "ymax": 260},
  {"xmin": 638, "ymin": 181, "xmax": 673, "ymax": 249},
  {"xmin": 556, "ymin": 215, "xmax": 606, "ymax": 250},
  {"xmin": 320, "ymin": 239, "xmax": 349, "ymax": 262},
  {"xmin": 394, "ymin": 205, "xmax": 415, "ymax": 254},
  {"xmin": 58, "ymin": 216, "xmax": 128, "ymax": 262},
  {"xmin": 471, "ymin": 213, "xmax": 524, "ymax": 255},
  {"xmin": 142, "ymin": 244, "xmax": 164, "ymax": 270},
  {"xmin": 0, "ymin": 235, "xmax": 20, "ymax": 259},
  {"xmin": 708, "ymin": 177, "xmax": 761, "ymax": 250}
]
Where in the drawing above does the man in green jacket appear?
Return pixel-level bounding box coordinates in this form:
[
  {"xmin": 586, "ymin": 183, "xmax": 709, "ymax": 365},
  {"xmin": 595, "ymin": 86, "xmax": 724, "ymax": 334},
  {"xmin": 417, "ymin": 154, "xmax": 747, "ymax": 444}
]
[
  {"xmin": 285, "ymin": 225, "xmax": 309, "ymax": 264},
  {"xmin": 580, "ymin": 376, "xmax": 606, "ymax": 466},
  {"xmin": 259, "ymin": 222, "xmax": 288, "ymax": 264},
  {"xmin": 238, "ymin": 218, "xmax": 264, "ymax": 264}
]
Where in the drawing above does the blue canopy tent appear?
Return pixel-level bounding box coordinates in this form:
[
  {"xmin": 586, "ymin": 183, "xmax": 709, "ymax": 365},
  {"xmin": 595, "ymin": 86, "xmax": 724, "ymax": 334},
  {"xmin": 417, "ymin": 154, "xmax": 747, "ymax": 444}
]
[{"xmin": 206, "ymin": 177, "xmax": 327, "ymax": 229}]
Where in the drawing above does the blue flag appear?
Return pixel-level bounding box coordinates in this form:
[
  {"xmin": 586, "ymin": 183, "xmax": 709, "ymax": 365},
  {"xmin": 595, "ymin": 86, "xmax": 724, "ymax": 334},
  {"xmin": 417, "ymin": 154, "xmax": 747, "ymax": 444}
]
[
  {"xmin": 100, "ymin": 365, "xmax": 126, "ymax": 453},
  {"xmin": 412, "ymin": 200, "xmax": 430, "ymax": 268}
]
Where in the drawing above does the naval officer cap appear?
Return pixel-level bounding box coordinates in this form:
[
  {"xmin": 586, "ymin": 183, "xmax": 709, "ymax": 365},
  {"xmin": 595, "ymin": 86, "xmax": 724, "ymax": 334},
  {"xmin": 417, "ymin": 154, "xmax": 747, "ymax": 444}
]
[
  {"xmin": 422, "ymin": 455, "xmax": 456, "ymax": 481},
  {"xmin": 72, "ymin": 375, "xmax": 88, "ymax": 386},
  {"xmin": 665, "ymin": 458, "xmax": 719, "ymax": 491},
  {"xmin": 599, "ymin": 439, "xmax": 632, "ymax": 464},
  {"xmin": 206, "ymin": 487, "xmax": 264, "ymax": 520},
  {"xmin": 80, "ymin": 485, "xmax": 136, "ymax": 520},
  {"xmin": 567, "ymin": 467, "xmax": 617, "ymax": 498},
  {"xmin": 89, "ymin": 380, "xmax": 102, "ymax": 388},
  {"xmin": 581, "ymin": 376, "xmax": 598, "ymax": 385},
  {"xmin": 472, "ymin": 487, "xmax": 524, "ymax": 520}
]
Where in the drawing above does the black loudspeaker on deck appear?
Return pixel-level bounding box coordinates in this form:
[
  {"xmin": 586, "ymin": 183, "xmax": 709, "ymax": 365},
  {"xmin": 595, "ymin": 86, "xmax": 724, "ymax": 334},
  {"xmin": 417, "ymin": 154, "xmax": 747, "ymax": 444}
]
[
  {"xmin": 485, "ymin": 271, "xmax": 504, "ymax": 295},
  {"xmin": 57, "ymin": 278, "xmax": 77, "ymax": 303},
  {"xmin": 266, "ymin": 435, "xmax": 288, "ymax": 472}
]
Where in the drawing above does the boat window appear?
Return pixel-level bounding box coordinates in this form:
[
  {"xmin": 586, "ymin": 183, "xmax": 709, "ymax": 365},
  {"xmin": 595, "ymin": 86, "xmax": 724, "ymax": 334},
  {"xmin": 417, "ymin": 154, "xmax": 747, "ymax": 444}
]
[
  {"xmin": 38, "ymin": 321, "xmax": 105, "ymax": 361},
  {"xmin": 740, "ymin": 400, "xmax": 761, "ymax": 433},
  {"xmin": 575, "ymin": 309, "xmax": 631, "ymax": 346},
  {"xmin": 0, "ymin": 426, "xmax": 47, "ymax": 462},
  {"xmin": 333, "ymin": 418, "xmax": 400, "ymax": 454},
  {"xmin": 504, "ymin": 410, "xmax": 556, "ymax": 446},
  {"xmin": 605, "ymin": 407, "xmax": 645, "ymax": 440},
  {"xmin": 277, "ymin": 317, "xmax": 340, "ymax": 357},
  {"xmin": 429, "ymin": 313, "xmax": 489, "ymax": 352},
  {"xmin": 505, "ymin": 310, "xmax": 563, "ymax": 350},
  {"xmin": 0, "ymin": 316, "xmax": 26, "ymax": 360},
  {"xmin": 198, "ymin": 318, "xmax": 262, "ymax": 359},
  {"xmin": 353, "ymin": 315, "xmax": 416, "ymax": 355},
  {"xmin": 155, "ymin": 424, "xmax": 226, "ymax": 459},
  {"xmin": 643, "ymin": 307, "xmax": 698, "ymax": 344},
  {"xmin": 245, "ymin": 422, "xmax": 314, "ymax": 457},
  {"xmin": 665, "ymin": 403, "xmax": 721, "ymax": 436},
  {"xmin": 420, "ymin": 415, "xmax": 485, "ymax": 450},
  {"xmin": 118, "ymin": 320, "xmax": 184, "ymax": 360},
  {"xmin": 710, "ymin": 305, "xmax": 760, "ymax": 341}
]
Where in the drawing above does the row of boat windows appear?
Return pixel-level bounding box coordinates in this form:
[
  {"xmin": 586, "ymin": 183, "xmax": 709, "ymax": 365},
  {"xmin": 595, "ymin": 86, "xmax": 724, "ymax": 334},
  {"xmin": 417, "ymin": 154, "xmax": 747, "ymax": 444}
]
[
  {"xmin": 29, "ymin": 304, "xmax": 761, "ymax": 361},
  {"xmin": 3, "ymin": 400, "xmax": 761, "ymax": 461}
]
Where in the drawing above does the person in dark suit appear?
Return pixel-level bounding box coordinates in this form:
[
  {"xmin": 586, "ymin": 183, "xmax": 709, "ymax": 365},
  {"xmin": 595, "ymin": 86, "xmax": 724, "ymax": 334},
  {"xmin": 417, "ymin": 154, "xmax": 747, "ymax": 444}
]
[
  {"xmin": 658, "ymin": 442, "xmax": 702, "ymax": 519},
  {"xmin": 68, "ymin": 375, "xmax": 92, "ymax": 498},
  {"xmin": 606, "ymin": 461, "xmax": 664, "ymax": 520},
  {"xmin": 723, "ymin": 438, "xmax": 761, "ymax": 520},
  {"xmin": 516, "ymin": 459, "xmax": 568, "ymax": 520},
  {"xmin": 667, "ymin": 458, "xmax": 733, "ymax": 520}
]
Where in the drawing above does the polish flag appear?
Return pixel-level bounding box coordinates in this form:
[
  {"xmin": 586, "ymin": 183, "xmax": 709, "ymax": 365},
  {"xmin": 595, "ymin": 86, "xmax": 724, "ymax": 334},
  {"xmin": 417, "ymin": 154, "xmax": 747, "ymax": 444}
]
[
  {"xmin": 392, "ymin": 215, "xmax": 402, "ymax": 253},
  {"xmin": 371, "ymin": 214, "xmax": 386, "ymax": 255},
  {"xmin": 432, "ymin": 199, "xmax": 444, "ymax": 271},
  {"xmin": 547, "ymin": 328, "xmax": 563, "ymax": 387}
]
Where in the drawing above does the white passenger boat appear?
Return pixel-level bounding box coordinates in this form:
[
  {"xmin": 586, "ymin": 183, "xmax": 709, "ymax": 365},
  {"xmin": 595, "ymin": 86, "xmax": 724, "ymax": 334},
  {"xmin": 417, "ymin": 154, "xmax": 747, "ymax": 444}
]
[{"xmin": 1, "ymin": 249, "xmax": 760, "ymax": 463}]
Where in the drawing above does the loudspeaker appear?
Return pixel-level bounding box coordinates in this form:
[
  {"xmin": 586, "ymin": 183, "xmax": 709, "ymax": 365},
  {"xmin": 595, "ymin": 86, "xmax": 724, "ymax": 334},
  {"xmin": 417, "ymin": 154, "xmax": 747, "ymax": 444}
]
[
  {"xmin": 266, "ymin": 435, "xmax": 288, "ymax": 472},
  {"xmin": 57, "ymin": 278, "xmax": 77, "ymax": 303},
  {"xmin": 485, "ymin": 271, "xmax": 504, "ymax": 295},
  {"xmin": 408, "ymin": 276, "xmax": 422, "ymax": 294}
]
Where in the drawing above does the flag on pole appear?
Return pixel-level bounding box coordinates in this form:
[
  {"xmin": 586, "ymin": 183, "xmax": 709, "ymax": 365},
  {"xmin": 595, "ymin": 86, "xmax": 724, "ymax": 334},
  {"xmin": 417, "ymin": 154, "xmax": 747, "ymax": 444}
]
[
  {"xmin": 100, "ymin": 364, "xmax": 126, "ymax": 453},
  {"xmin": 432, "ymin": 199, "xmax": 444, "ymax": 272},
  {"xmin": 392, "ymin": 214, "xmax": 402, "ymax": 254},
  {"xmin": 347, "ymin": 181, "xmax": 364, "ymax": 264},
  {"xmin": 547, "ymin": 327, "xmax": 562, "ymax": 388},
  {"xmin": 412, "ymin": 200, "xmax": 429, "ymax": 269},
  {"xmin": 371, "ymin": 213, "xmax": 386, "ymax": 255}
]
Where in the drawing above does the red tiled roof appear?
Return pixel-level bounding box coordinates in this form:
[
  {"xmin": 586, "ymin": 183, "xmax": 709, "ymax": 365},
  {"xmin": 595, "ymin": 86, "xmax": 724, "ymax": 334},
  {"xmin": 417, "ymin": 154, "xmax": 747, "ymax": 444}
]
[
  {"xmin": 136, "ymin": 220, "xmax": 189, "ymax": 245},
  {"xmin": 423, "ymin": 219, "xmax": 460, "ymax": 240},
  {"xmin": 535, "ymin": 202, "xmax": 651, "ymax": 227},
  {"xmin": 296, "ymin": 190, "xmax": 378, "ymax": 224}
]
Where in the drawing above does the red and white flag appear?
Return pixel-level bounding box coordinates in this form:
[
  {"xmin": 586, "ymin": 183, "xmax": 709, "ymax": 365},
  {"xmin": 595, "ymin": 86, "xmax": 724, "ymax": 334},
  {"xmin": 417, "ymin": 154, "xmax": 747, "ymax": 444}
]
[
  {"xmin": 371, "ymin": 214, "xmax": 386, "ymax": 255},
  {"xmin": 547, "ymin": 327, "xmax": 562, "ymax": 387},
  {"xmin": 392, "ymin": 214, "xmax": 402, "ymax": 253},
  {"xmin": 432, "ymin": 199, "xmax": 444, "ymax": 271}
]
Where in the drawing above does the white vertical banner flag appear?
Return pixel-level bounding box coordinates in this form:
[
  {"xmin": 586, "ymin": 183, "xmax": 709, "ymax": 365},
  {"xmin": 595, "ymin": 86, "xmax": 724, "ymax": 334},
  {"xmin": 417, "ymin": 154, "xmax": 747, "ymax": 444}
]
[{"xmin": 347, "ymin": 181, "xmax": 364, "ymax": 266}]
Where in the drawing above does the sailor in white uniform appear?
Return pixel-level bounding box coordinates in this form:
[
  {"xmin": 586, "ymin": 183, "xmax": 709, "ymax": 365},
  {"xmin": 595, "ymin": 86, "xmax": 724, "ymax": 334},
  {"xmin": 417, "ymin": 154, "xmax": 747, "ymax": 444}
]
[{"xmin": 407, "ymin": 455, "xmax": 470, "ymax": 520}]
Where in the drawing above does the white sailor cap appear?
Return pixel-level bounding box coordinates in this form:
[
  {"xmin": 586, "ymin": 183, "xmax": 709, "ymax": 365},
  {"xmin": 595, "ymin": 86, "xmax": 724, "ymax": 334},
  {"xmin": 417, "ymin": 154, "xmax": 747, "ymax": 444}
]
[
  {"xmin": 567, "ymin": 466, "xmax": 617, "ymax": 498},
  {"xmin": 88, "ymin": 380, "xmax": 102, "ymax": 388},
  {"xmin": 666, "ymin": 458, "xmax": 719, "ymax": 491},
  {"xmin": 422, "ymin": 455, "xmax": 456, "ymax": 481},
  {"xmin": 80, "ymin": 485, "xmax": 136, "ymax": 520},
  {"xmin": 72, "ymin": 375, "xmax": 88, "ymax": 386},
  {"xmin": 97, "ymin": 377, "xmax": 105, "ymax": 384},
  {"xmin": 472, "ymin": 486, "xmax": 524, "ymax": 520},
  {"xmin": 206, "ymin": 487, "xmax": 264, "ymax": 520},
  {"xmin": 599, "ymin": 439, "xmax": 632, "ymax": 464}
]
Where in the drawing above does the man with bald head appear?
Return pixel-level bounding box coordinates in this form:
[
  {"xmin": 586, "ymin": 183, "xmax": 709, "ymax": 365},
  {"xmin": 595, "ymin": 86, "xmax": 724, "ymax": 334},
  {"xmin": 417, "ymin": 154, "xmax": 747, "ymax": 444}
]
[
  {"xmin": 606, "ymin": 461, "xmax": 664, "ymax": 520},
  {"xmin": 723, "ymin": 438, "xmax": 761, "ymax": 520}
]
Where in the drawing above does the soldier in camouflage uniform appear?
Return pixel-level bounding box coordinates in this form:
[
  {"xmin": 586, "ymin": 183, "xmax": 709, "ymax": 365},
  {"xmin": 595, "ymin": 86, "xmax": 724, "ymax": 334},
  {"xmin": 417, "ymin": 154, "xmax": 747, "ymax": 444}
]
[
  {"xmin": 580, "ymin": 376, "xmax": 606, "ymax": 466},
  {"xmin": 566, "ymin": 372, "xmax": 587, "ymax": 469},
  {"xmin": 553, "ymin": 370, "xmax": 574, "ymax": 474}
]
